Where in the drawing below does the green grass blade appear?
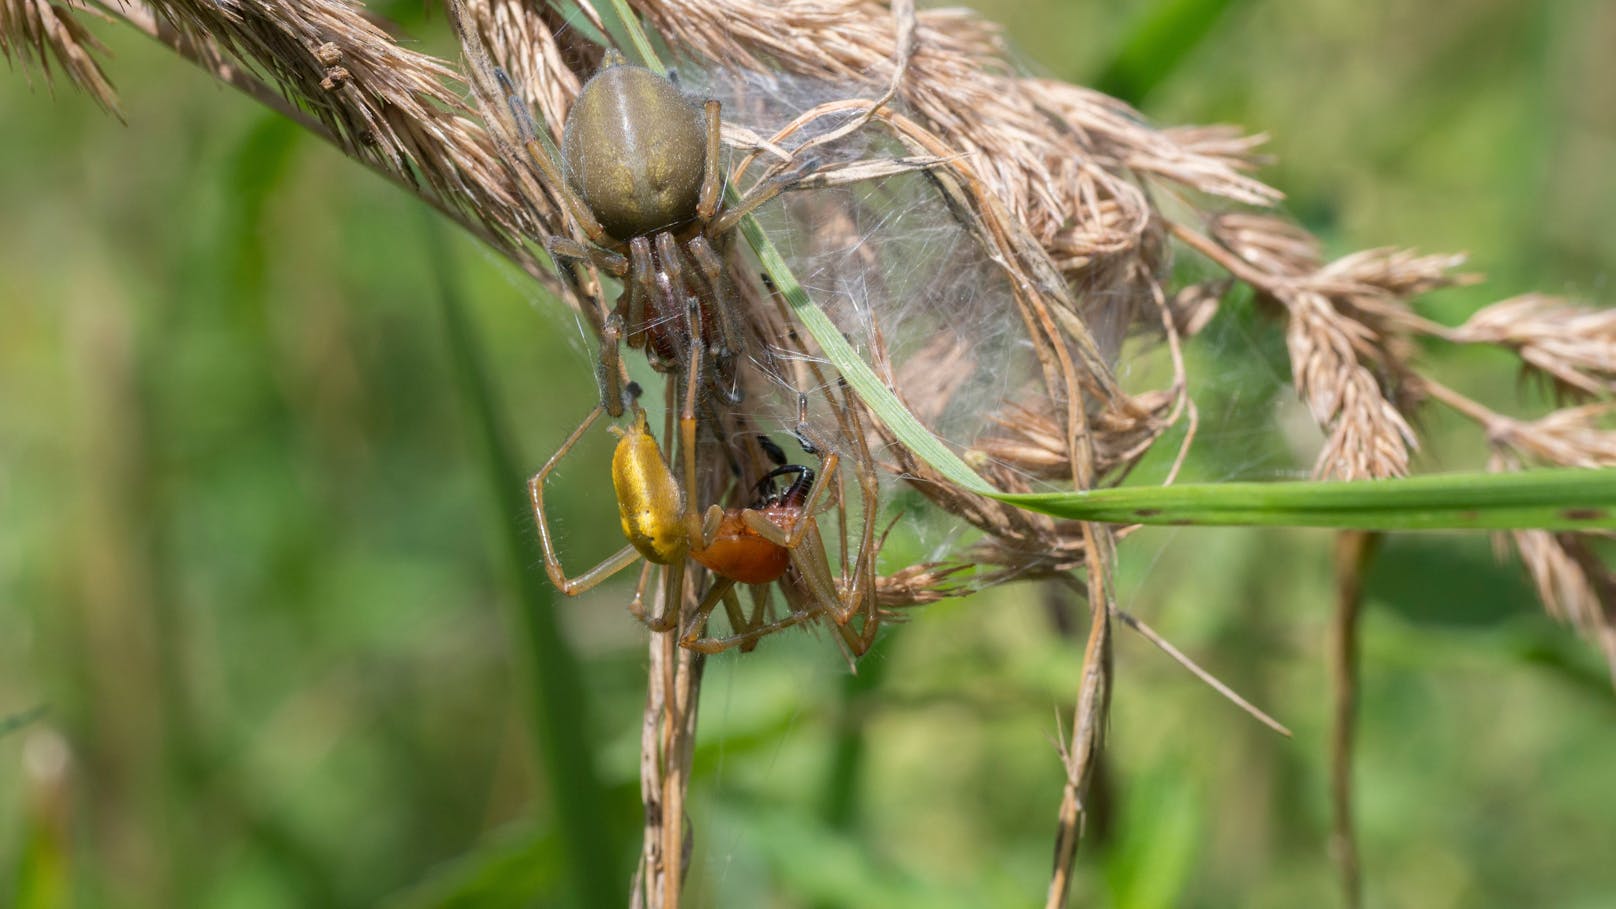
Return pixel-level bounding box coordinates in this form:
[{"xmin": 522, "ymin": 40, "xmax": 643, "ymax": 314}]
[
  {"xmin": 421, "ymin": 213, "xmax": 619, "ymax": 908},
  {"xmin": 1, "ymin": 705, "xmax": 47, "ymax": 738},
  {"xmin": 737, "ymin": 218, "xmax": 996, "ymax": 491},
  {"xmin": 382, "ymin": 826, "xmax": 563, "ymax": 909},
  {"xmin": 1093, "ymin": 0, "xmax": 1243, "ymax": 105},
  {"xmin": 595, "ymin": 0, "xmax": 664, "ymax": 73},
  {"xmin": 1003, "ymin": 468, "xmax": 1616, "ymax": 531}
]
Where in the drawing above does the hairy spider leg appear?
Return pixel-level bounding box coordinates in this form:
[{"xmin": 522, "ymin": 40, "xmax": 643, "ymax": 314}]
[
  {"xmin": 625, "ymin": 558, "xmax": 657, "ymax": 624},
  {"xmin": 527, "ymin": 403, "xmax": 690, "ymax": 631},
  {"xmin": 620, "ymin": 233, "xmax": 741, "ymax": 408},
  {"xmin": 815, "ymin": 384, "xmax": 883, "ymax": 654},
  {"xmin": 527, "ymin": 405, "xmax": 641, "ymax": 595},
  {"xmin": 501, "ymin": 72, "xmax": 628, "ymax": 278},
  {"xmin": 653, "ymin": 265, "xmax": 780, "ymax": 653},
  {"xmin": 697, "ymin": 99, "xmax": 723, "ymax": 220},
  {"xmin": 683, "ymin": 235, "xmax": 744, "ymax": 404},
  {"xmin": 506, "ymin": 91, "xmax": 608, "ymax": 248},
  {"xmin": 750, "ymin": 392, "xmax": 883, "ymax": 658},
  {"xmin": 624, "ymin": 237, "xmax": 659, "ymax": 358},
  {"xmin": 749, "ymin": 275, "xmax": 888, "ymax": 656},
  {"xmin": 797, "ymin": 401, "xmax": 884, "ymax": 660},
  {"xmin": 778, "ymin": 281, "xmax": 885, "ymax": 651},
  {"xmin": 680, "ymin": 583, "xmax": 820, "ymax": 654},
  {"xmin": 705, "ymin": 157, "xmax": 814, "ymax": 238}
]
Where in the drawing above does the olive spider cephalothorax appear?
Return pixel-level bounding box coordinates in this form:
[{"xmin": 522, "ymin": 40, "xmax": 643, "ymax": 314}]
[
  {"xmin": 506, "ymin": 51, "xmax": 800, "ymax": 418},
  {"xmin": 527, "ymin": 379, "xmax": 884, "ymax": 656}
]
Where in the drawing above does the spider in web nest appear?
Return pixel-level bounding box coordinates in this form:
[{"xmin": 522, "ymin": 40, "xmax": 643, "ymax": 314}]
[
  {"xmin": 507, "ymin": 51, "xmax": 887, "ymax": 655},
  {"xmin": 511, "ymin": 49, "xmax": 803, "ymax": 416}
]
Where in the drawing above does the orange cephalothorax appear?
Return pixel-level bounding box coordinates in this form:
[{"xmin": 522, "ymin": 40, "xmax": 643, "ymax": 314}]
[
  {"xmin": 690, "ymin": 465, "xmax": 812, "ymax": 584},
  {"xmin": 691, "ymin": 510, "xmax": 793, "ymax": 584}
]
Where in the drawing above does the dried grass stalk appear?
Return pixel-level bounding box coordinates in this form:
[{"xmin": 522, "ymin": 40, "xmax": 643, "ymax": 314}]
[
  {"xmin": 0, "ymin": 0, "xmax": 120, "ymax": 116},
  {"xmin": 10, "ymin": 0, "xmax": 1616, "ymax": 903},
  {"xmin": 1450, "ymin": 295, "xmax": 1616, "ymax": 398},
  {"xmin": 1285, "ymin": 289, "xmax": 1416, "ymax": 479}
]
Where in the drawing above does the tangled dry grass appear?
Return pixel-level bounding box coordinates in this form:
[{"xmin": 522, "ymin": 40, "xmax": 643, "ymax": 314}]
[{"xmin": 8, "ymin": 0, "xmax": 1615, "ymax": 905}]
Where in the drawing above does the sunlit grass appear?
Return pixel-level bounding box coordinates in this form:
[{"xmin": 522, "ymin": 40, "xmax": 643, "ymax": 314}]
[{"xmin": 2, "ymin": 1, "xmax": 1614, "ymax": 907}]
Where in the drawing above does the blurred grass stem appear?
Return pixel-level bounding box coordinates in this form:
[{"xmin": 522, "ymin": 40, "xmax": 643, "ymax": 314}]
[{"xmin": 422, "ymin": 212, "xmax": 619, "ymax": 908}]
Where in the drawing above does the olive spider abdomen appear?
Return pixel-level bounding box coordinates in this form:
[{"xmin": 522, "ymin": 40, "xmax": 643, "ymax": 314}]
[{"xmin": 561, "ymin": 62, "xmax": 707, "ymax": 241}]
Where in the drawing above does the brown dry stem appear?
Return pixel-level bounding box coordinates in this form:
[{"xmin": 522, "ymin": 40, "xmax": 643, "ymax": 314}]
[{"xmin": 9, "ymin": 0, "xmax": 1616, "ymax": 903}]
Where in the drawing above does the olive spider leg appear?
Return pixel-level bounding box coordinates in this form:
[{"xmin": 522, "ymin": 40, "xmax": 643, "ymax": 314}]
[
  {"xmin": 676, "ymin": 578, "xmax": 760, "ymax": 654},
  {"xmin": 498, "ymin": 69, "xmax": 613, "ymax": 250},
  {"xmin": 680, "ymin": 584, "xmax": 822, "ymax": 654},
  {"xmin": 764, "ymin": 393, "xmax": 882, "ymax": 656},
  {"xmin": 660, "ymin": 256, "xmax": 765, "ymax": 651},
  {"xmin": 835, "ymin": 397, "xmax": 884, "ymax": 654},
  {"xmin": 596, "ymin": 313, "xmax": 628, "ymax": 420},
  {"xmin": 545, "ymin": 237, "xmax": 627, "ymax": 277},
  {"xmin": 705, "ymin": 155, "xmax": 820, "ymax": 238},
  {"xmin": 542, "ymin": 237, "xmax": 631, "ymax": 416},
  {"xmin": 807, "ymin": 383, "xmax": 883, "ymax": 654},
  {"xmin": 669, "ymin": 263, "xmax": 709, "ymax": 550},
  {"xmin": 527, "ymin": 405, "xmax": 643, "ymax": 595},
  {"xmin": 696, "ymin": 99, "xmax": 723, "ymax": 222},
  {"xmin": 625, "ymin": 237, "xmax": 657, "ymax": 354},
  {"xmin": 719, "ymin": 583, "xmax": 754, "ymax": 639},
  {"xmin": 684, "ymin": 235, "xmax": 745, "ymax": 404},
  {"xmin": 739, "ymin": 583, "xmax": 771, "ymax": 654}
]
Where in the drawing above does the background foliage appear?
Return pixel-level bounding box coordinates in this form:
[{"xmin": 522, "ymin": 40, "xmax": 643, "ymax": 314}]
[{"xmin": 3, "ymin": 1, "xmax": 1614, "ymax": 906}]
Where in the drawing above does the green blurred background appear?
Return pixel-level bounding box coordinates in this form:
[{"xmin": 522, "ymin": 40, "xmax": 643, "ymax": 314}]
[{"xmin": 4, "ymin": 1, "xmax": 1615, "ymax": 907}]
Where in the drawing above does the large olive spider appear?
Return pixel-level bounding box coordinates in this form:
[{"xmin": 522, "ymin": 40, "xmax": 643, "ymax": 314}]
[
  {"xmin": 505, "ymin": 50, "xmax": 885, "ymax": 654},
  {"xmin": 511, "ymin": 51, "xmax": 797, "ymax": 417}
]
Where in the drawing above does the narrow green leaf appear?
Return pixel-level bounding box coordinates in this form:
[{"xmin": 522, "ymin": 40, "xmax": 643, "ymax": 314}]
[
  {"xmin": 596, "ymin": 0, "xmax": 664, "ymax": 74},
  {"xmin": 547, "ymin": 2, "xmax": 609, "ymax": 51},
  {"xmin": 382, "ymin": 826, "xmax": 563, "ymax": 909},
  {"xmin": 1, "ymin": 705, "xmax": 47, "ymax": 738},
  {"xmin": 738, "ymin": 218, "xmax": 996, "ymax": 492},
  {"xmin": 1002, "ymin": 468, "xmax": 1616, "ymax": 531},
  {"xmin": 422, "ymin": 213, "xmax": 620, "ymax": 908},
  {"xmin": 1093, "ymin": 0, "xmax": 1243, "ymax": 105}
]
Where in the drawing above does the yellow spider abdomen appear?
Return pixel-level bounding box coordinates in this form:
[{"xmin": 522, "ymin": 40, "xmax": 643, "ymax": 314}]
[{"xmin": 611, "ymin": 413, "xmax": 687, "ymax": 565}]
